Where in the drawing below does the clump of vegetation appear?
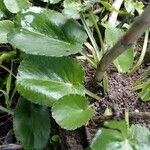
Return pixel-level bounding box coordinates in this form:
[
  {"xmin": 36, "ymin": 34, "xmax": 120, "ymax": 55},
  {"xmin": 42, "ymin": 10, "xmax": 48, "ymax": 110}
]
[{"xmin": 0, "ymin": 0, "xmax": 150, "ymax": 149}]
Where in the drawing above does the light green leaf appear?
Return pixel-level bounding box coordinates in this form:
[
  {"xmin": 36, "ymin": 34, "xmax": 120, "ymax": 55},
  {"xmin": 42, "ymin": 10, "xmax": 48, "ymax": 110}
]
[
  {"xmin": 0, "ymin": 20, "xmax": 14, "ymax": 44},
  {"xmin": 124, "ymin": 0, "xmax": 135, "ymax": 14},
  {"xmin": 91, "ymin": 121, "xmax": 150, "ymax": 150},
  {"xmin": 114, "ymin": 48, "xmax": 134, "ymax": 73},
  {"xmin": 52, "ymin": 94, "xmax": 94, "ymax": 130},
  {"xmin": 100, "ymin": 0, "xmax": 126, "ymax": 14},
  {"xmin": 63, "ymin": 0, "xmax": 97, "ymax": 18},
  {"xmin": 3, "ymin": 0, "xmax": 31, "ymax": 13},
  {"xmin": 134, "ymin": 1, "xmax": 144, "ymax": 15},
  {"xmin": 128, "ymin": 124, "xmax": 150, "ymax": 150},
  {"xmin": 103, "ymin": 107, "xmax": 112, "ymax": 116},
  {"xmin": 14, "ymin": 98, "xmax": 50, "ymax": 150},
  {"xmin": 17, "ymin": 55, "xmax": 85, "ymax": 106},
  {"xmin": 63, "ymin": 0, "xmax": 81, "ymax": 18},
  {"xmin": 105, "ymin": 26, "xmax": 124, "ymax": 47},
  {"xmin": 8, "ymin": 7, "xmax": 87, "ymax": 57},
  {"xmin": 139, "ymin": 80, "xmax": 150, "ymax": 101}
]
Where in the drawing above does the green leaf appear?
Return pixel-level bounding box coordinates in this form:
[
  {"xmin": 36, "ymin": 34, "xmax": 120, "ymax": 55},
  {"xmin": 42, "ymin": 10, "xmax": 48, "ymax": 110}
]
[
  {"xmin": 52, "ymin": 94, "xmax": 94, "ymax": 130},
  {"xmin": 99, "ymin": 0, "xmax": 126, "ymax": 14},
  {"xmin": 128, "ymin": 124, "xmax": 150, "ymax": 149},
  {"xmin": 124, "ymin": 0, "xmax": 135, "ymax": 14},
  {"xmin": 63, "ymin": 0, "xmax": 81, "ymax": 18},
  {"xmin": 8, "ymin": 7, "xmax": 87, "ymax": 57},
  {"xmin": 134, "ymin": 1, "xmax": 144, "ymax": 15},
  {"xmin": 104, "ymin": 120, "xmax": 128, "ymax": 138},
  {"xmin": 17, "ymin": 55, "xmax": 85, "ymax": 106},
  {"xmin": 91, "ymin": 121, "xmax": 150, "ymax": 150},
  {"xmin": 114, "ymin": 48, "xmax": 134, "ymax": 73},
  {"xmin": 14, "ymin": 98, "xmax": 50, "ymax": 150},
  {"xmin": 63, "ymin": 0, "xmax": 97, "ymax": 18},
  {"xmin": 0, "ymin": 20, "xmax": 14, "ymax": 44},
  {"xmin": 139, "ymin": 80, "xmax": 150, "ymax": 101},
  {"xmin": 105, "ymin": 26, "xmax": 124, "ymax": 47},
  {"xmin": 3, "ymin": 0, "xmax": 31, "ymax": 13}
]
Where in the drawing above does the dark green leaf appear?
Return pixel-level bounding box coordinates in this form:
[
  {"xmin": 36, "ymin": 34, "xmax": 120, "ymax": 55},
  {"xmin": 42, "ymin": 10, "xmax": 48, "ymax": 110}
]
[
  {"xmin": 14, "ymin": 98, "xmax": 50, "ymax": 150},
  {"xmin": 91, "ymin": 121, "xmax": 150, "ymax": 150},
  {"xmin": 52, "ymin": 94, "xmax": 94, "ymax": 130},
  {"xmin": 17, "ymin": 55, "xmax": 85, "ymax": 106},
  {"xmin": 8, "ymin": 7, "xmax": 87, "ymax": 57},
  {"xmin": 3, "ymin": 0, "xmax": 31, "ymax": 13}
]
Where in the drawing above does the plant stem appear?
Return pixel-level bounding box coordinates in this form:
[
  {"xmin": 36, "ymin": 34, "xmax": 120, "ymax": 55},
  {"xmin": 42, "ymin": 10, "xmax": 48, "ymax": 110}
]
[
  {"xmin": 0, "ymin": 106, "xmax": 13, "ymax": 115},
  {"xmin": 85, "ymin": 89, "xmax": 101, "ymax": 101},
  {"xmin": 80, "ymin": 52, "xmax": 97, "ymax": 68},
  {"xmin": 128, "ymin": 30, "xmax": 149, "ymax": 75},
  {"xmin": 84, "ymin": 42, "xmax": 96, "ymax": 56},
  {"xmin": 80, "ymin": 13, "xmax": 101, "ymax": 62},
  {"xmin": 45, "ymin": 0, "xmax": 50, "ymax": 8},
  {"xmin": 125, "ymin": 111, "xmax": 129, "ymax": 128},
  {"xmin": 132, "ymin": 83, "xmax": 145, "ymax": 91},
  {"xmin": 0, "ymin": 51, "xmax": 16, "ymax": 64},
  {"xmin": 89, "ymin": 12, "xmax": 105, "ymax": 54},
  {"xmin": 95, "ymin": 3, "xmax": 150, "ymax": 81},
  {"xmin": 92, "ymin": 112, "xmax": 150, "ymax": 127},
  {"xmin": 0, "ymin": 64, "xmax": 16, "ymax": 78},
  {"xmin": 103, "ymin": 72, "xmax": 109, "ymax": 94},
  {"xmin": 132, "ymin": 69, "xmax": 150, "ymax": 87},
  {"xmin": 132, "ymin": 79, "xmax": 150, "ymax": 91}
]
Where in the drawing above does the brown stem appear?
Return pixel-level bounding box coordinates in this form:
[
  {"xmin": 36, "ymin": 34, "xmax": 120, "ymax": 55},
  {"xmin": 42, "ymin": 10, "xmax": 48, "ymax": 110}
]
[
  {"xmin": 91, "ymin": 112, "xmax": 150, "ymax": 129},
  {"xmin": 129, "ymin": 112, "xmax": 150, "ymax": 119},
  {"xmin": 95, "ymin": 3, "xmax": 150, "ymax": 81}
]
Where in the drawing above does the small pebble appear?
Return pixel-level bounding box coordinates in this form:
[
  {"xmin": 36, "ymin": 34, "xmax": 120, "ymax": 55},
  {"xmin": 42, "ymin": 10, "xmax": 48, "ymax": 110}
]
[{"xmin": 135, "ymin": 109, "xmax": 139, "ymax": 113}]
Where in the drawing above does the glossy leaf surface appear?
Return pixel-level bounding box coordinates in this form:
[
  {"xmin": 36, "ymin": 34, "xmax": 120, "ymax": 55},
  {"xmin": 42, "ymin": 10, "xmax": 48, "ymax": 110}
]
[
  {"xmin": 14, "ymin": 98, "xmax": 50, "ymax": 150},
  {"xmin": 52, "ymin": 94, "xmax": 94, "ymax": 130},
  {"xmin": 91, "ymin": 120, "xmax": 150, "ymax": 150},
  {"xmin": 8, "ymin": 7, "xmax": 87, "ymax": 57},
  {"xmin": 17, "ymin": 55, "xmax": 85, "ymax": 106},
  {"xmin": 0, "ymin": 20, "xmax": 14, "ymax": 44},
  {"xmin": 3, "ymin": 0, "xmax": 31, "ymax": 13}
]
